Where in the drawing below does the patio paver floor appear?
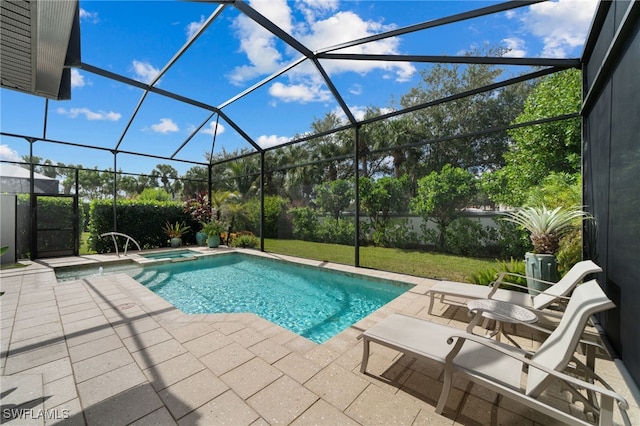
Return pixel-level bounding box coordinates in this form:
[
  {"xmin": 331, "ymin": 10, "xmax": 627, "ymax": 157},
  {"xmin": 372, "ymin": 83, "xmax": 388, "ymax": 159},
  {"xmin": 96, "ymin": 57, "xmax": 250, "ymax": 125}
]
[{"xmin": 1, "ymin": 249, "xmax": 638, "ymax": 425}]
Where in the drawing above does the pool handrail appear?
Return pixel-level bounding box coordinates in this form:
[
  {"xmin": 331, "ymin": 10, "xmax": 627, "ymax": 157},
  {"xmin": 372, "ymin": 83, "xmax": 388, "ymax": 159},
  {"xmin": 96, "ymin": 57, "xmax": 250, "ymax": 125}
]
[{"xmin": 100, "ymin": 232, "xmax": 142, "ymax": 257}]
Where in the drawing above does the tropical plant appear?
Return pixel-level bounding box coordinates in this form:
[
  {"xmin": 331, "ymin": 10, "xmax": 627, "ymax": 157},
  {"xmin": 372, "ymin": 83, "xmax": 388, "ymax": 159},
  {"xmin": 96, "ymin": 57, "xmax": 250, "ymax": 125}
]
[
  {"xmin": 162, "ymin": 221, "xmax": 190, "ymax": 238},
  {"xmin": 184, "ymin": 192, "xmax": 212, "ymax": 223},
  {"xmin": 501, "ymin": 205, "xmax": 592, "ymax": 255},
  {"xmin": 230, "ymin": 233, "xmax": 259, "ymax": 248},
  {"xmin": 201, "ymin": 219, "xmax": 226, "ymax": 237},
  {"xmin": 469, "ymin": 258, "xmax": 526, "ymax": 292}
]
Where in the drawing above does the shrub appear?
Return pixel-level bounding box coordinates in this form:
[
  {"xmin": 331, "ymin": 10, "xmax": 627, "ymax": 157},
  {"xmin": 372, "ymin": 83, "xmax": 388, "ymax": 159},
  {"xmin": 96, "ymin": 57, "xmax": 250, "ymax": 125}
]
[
  {"xmin": 317, "ymin": 218, "xmax": 354, "ymax": 245},
  {"xmin": 490, "ymin": 220, "xmax": 529, "ymax": 259},
  {"xmin": 230, "ymin": 233, "xmax": 260, "ymax": 248},
  {"xmin": 137, "ymin": 187, "xmax": 172, "ymax": 201},
  {"xmin": 468, "ymin": 258, "xmax": 526, "ymax": 292},
  {"xmin": 289, "ymin": 206, "xmax": 319, "ymax": 241},
  {"xmin": 444, "ymin": 217, "xmax": 488, "ymax": 256},
  {"xmin": 556, "ymin": 228, "xmax": 583, "ymax": 276},
  {"xmin": 372, "ymin": 218, "xmax": 419, "ymax": 248},
  {"xmin": 244, "ymin": 195, "xmax": 289, "ymax": 238},
  {"xmin": 419, "ymin": 223, "xmax": 439, "ymax": 249},
  {"xmin": 89, "ymin": 199, "xmax": 190, "ymax": 252}
]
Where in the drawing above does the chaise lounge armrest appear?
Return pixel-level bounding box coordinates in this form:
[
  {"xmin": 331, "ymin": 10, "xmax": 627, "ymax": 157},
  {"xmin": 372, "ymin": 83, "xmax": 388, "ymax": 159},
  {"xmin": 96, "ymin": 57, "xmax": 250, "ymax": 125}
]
[
  {"xmin": 488, "ymin": 271, "xmax": 565, "ymax": 297},
  {"xmin": 442, "ymin": 332, "xmax": 631, "ymax": 426}
]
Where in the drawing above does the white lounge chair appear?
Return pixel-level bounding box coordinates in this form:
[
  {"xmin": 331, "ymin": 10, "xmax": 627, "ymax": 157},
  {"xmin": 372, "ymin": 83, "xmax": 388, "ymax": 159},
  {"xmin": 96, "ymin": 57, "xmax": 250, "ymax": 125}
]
[
  {"xmin": 426, "ymin": 259, "xmax": 602, "ymax": 315},
  {"xmin": 360, "ymin": 280, "xmax": 630, "ymax": 426}
]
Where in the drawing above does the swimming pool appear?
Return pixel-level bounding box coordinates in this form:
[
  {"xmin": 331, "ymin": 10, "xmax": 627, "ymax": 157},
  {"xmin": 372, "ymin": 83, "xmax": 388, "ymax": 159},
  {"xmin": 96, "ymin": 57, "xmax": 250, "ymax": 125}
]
[
  {"xmin": 131, "ymin": 253, "xmax": 413, "ymax": 343},
  {"xmin": 55, "ymin": 262, "xmax": 143, "ymax": 282},
  {"xmin": 140, "ymin": 249, "xmax": 200, "ymax": 260}
]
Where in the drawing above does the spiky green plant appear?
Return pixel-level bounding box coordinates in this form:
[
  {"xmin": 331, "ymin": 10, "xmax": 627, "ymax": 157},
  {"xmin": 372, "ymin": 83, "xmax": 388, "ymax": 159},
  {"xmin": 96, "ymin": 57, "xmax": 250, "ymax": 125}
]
[
  {"xmin": 501, "ymin": 205, "xmax": 592, "ymax": 255},
  {"xmin": 162, "ymin": 221, "xmax": 190, "ymax": 238}
]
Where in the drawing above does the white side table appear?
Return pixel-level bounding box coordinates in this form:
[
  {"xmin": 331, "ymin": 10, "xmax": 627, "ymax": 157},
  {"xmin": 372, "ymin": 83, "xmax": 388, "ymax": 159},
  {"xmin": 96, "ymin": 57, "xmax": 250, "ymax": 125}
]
[{"xmin": 466, "ymin": 299, "xmax": 538, "ymax": 348}]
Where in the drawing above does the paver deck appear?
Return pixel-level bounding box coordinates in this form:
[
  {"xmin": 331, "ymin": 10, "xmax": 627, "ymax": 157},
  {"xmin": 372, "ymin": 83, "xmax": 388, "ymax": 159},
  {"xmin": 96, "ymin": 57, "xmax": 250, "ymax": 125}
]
[{"xmin": 1, "ymin": 248, "xmax": 638, "ymax": 425}]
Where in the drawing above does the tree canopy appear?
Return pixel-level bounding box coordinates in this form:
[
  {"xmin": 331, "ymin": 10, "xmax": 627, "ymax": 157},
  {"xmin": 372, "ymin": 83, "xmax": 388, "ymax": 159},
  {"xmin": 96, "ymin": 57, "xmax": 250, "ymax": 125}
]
[
  {"xmin": 486, "ymin": 68, "xmax": 582, "ymax": 206},
  {"xmin": 410, "ymin": 164, "xmax": 477, "ymax": 250}
]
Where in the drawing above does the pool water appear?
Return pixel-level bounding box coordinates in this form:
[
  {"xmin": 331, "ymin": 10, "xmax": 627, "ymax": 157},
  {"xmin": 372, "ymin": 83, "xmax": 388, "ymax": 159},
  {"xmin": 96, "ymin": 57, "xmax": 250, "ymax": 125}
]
[
  {"xmin": 55, "ymin": 262, "xmax": 143, "ymax": 282},
  {"xmin": 140, "ymin": 250, "xmax": 199, "ymax": 260},
  {"xmin": 131, "ymin": 253, "xmax": 413, "ymax": 343}
]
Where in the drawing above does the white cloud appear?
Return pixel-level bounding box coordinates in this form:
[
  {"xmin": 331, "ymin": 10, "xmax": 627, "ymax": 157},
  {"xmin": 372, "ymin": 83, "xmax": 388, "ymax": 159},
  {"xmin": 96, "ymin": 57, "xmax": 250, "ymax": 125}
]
[
  {"xmin": 349, "ymin": 84, "xmax": 362, "ymax": 95},
  {"xmin": 150, "ymin": 118, "xmax": 179, "ymax": 134},
  {"xmin": 269, "ymin": 81, "xmax": 331, "ymax": 103},
  {"xmin": 132, "ymin": 60, "xmax": 160, "ymax": 85},
  {"xmin": 295, "ymin": 0, "xmax": 339, "ymax": 23},
  {"xmin": 504, "ymin": 10, "xmax": 517, "ymax": 20},
  {"xmin": 257, "ymin": 134, "xmax": 290, "ymax": 148},
  {"xmin": 57, "ymin": 107, "xmax": 121, "ymax": 121},
  {"xmin": 0, "ymin": 144, "xmax": 21, "ymax": 162},
  {"xmin": 302, "ymin": 11, "xmax": 416, "ymax": 82},
  {"xmin": 201, "ymin": 121, "xmax": 225, "ymax": 136},
  {"xmin": 502, "ymin": 37, "xmax": 527, "ymax": 58},
  {"xmin": 79, "ymin": 8, "xmax": 99, "ymax": 24},
  {"xmin": 186, "ymin": 15, "xmax": 206, "ymax": 40},
  {"xmin": 229, "ymin": 1, "xmax": 416, "ymax": 99},
  {"xmin": 523, "ymin": 0, "xmax": 598, "ymax": 57},
  {"xmin": 331, "ymin": 105, "xmax": 393, "ymax": 123},
  {"xmin": 70, "ymin": 69, "xmax": 85, "ymax": 88},
  {"xmin": 228, "ymin": 0, "xmax": 293, "ymax": 85}
]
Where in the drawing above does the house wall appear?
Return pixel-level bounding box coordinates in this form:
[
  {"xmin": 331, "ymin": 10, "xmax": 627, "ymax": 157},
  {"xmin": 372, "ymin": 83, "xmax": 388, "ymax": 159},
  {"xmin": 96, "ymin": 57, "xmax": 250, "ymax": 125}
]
[{"xmin": 582, "ymin": 1, "xmax": 640, "ymax": 386}]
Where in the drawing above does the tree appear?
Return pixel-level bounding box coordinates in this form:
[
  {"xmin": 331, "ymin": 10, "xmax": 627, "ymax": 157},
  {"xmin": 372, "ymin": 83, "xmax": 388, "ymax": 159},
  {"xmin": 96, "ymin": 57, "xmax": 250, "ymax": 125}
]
[
  {"xmin": 208, "ymin": 148, "xmax": 260, "ymax": 198},
  {"xmin": 78, "ymin": 167, "xmax": 105, "ymax": 199},
  {"xmin": 359, "ymin": 175, "xmax": 410, "ymax": 230},
  {"xmin": 306, "ymin": 113, "xmax": 352, "ymax": 182},
  {"xmin": 359, "ymin": 175, "xmax": 412, "ymax": 246},
  {"xmin": 410, "ymin": 164, "xmax": 477, "ymax": 250},
  {"xmin": 138, "ymin": 188, "xmax": 172, "ymax": 201},
  {"xmin": 356, "ymin": 108, "xmax": 394, "ymax": 178},
  {"xmin": 399, "ymin": 47, "xmax": 533, "ymax": 176},
  {"xmin": 182, "ymin": 166, "xmax": 209, "ymax": 197},
  {"xmin": 55, "ymin": 163, "xmax": 79, "ymax": 194},
  {"xmin": 314, "ymin": 179, "xmax": 353, "ymax": 221},
  {"xmin": 117, "ymin": 173, "xmax": 142, "ymax": 198},
  {"xmin": 489, "ymin": 69, "xmax": 582, "ymax": 206},
  {"xmin": 151, "ymin": 164, "xmax": 181, "ymax": 199}
]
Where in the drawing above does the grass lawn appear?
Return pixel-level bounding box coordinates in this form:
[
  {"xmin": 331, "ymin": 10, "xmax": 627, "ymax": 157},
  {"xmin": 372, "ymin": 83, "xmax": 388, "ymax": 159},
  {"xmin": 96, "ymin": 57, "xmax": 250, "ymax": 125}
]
[
  {"xmin": 264, "ymin": 239, "xmax": 497, "ymax": 283},
  {"xmin": 80, "ymin": 232, "xmax": 96, "ymax": 255}
]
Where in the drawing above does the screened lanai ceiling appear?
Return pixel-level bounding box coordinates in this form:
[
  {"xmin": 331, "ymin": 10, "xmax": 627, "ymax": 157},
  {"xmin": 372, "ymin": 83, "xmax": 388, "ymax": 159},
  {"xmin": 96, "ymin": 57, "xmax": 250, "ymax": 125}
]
[{"xmin": 0, "ymin": 0, "xmax": 596, "ymax": 175}]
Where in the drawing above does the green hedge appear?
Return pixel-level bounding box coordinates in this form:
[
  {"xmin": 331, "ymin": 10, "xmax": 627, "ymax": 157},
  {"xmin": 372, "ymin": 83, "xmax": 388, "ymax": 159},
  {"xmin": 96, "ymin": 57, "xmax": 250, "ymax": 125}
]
[{"xmin": 88, "ymin": 199, "xmax": 198, "ymax": 253}]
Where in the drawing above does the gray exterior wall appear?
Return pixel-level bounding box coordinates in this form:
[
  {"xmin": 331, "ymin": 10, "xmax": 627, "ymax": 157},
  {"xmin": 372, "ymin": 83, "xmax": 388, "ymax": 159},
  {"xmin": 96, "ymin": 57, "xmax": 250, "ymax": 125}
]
[{"xmin": 582, "ymin": 1, "xmax": 640, "ymax": 386}]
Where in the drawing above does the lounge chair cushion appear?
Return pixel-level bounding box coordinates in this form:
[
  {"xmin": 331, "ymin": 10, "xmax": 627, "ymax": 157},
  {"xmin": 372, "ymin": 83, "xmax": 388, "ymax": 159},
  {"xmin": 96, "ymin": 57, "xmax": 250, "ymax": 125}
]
[{"xmin": 362, "ymin": 313, "xmax": 522, "ymax": 391}]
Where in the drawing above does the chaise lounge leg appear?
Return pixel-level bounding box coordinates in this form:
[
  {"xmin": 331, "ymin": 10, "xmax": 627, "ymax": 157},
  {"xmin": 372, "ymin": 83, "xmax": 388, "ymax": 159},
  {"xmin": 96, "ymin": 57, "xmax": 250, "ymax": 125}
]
[
  {"xmin": 360, "ymin": 338, "xmax": 371, "ymax": 373},
  {"xmin": 428, "ymin": 292, "xmax": 436, "ymax": 315},
  {"xmin": 436, "ymin": 364, "xmax": 454, "ymax": 414}
]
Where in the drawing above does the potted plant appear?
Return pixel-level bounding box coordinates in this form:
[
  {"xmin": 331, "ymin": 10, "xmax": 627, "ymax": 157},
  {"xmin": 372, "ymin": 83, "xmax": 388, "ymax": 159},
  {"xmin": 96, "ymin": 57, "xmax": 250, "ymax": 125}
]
[
  {"xmin": 162, "ymin": 221, "xmax": 191, "ymax": 248},
  {"xmin": 501, "ymin": 205, "xmax": 592, "ymax": 294},
  {"xmin": 184, "ymin": 193, "xmax": 213, "ymax": 246},
  {"xmin": 201, "ymin": 219, "xmax": 226, "ymax": 248}
]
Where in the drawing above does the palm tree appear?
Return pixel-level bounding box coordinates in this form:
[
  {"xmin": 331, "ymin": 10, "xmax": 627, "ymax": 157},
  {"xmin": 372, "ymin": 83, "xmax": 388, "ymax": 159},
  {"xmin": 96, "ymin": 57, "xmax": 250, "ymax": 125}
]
[{"xmin": 151, "ymin": 164, "xmax": 180, "ymax": 198}]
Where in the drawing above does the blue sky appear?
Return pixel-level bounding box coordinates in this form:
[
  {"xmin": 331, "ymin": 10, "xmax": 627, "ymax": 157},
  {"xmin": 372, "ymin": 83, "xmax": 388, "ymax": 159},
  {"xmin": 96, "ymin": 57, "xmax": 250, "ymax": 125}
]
[{"xmin": 0, "ymin": 0, "xmax": 598, "ymax": 176}]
